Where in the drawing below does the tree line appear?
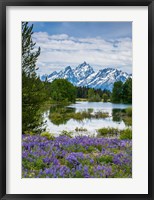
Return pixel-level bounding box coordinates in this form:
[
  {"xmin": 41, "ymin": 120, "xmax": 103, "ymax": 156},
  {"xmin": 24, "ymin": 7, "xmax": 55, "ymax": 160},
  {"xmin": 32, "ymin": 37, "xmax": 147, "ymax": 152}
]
[
  {"xmin": 111, "ymin": 78, "xmax": 132, "ymax": 104},
  {"xmin": 76, "ymin": 86, "xmax": 111, "ymax": 102}
]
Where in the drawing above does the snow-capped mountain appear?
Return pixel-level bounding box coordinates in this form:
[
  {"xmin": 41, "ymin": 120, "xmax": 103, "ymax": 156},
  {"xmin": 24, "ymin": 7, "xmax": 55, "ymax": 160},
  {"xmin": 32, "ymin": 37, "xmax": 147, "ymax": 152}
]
[
  {"xmin": 41, "ymin": 62, "xmax": 131, "ymax": 91},
  {"xmin": 74, "ymin": 61, "xmax": 94, "ymax": 81}
]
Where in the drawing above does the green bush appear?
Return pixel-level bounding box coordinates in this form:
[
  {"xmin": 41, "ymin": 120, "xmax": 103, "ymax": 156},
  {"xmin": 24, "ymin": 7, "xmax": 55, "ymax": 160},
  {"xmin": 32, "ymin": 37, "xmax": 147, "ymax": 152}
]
[
  {"xmin": 75, "ymin": 127, "xmax": 87, "ymax": 132},
  {"xmin": 94, "ymin": 111, "xmax": 109, "ymax": 118},
  {"xmin": 75, "ymin": 170, "xmax": 84, "ymax": 178},
  {"xmin": 22, "ymin": 158, "xmax": 46, "ymax": 170},
  {"xmin": 87, "ymin": 146, "xmax": 97, "ymax": 153},
  {"xmin": 96, "ymin": 145, "xmax": 103, "ymax": 152},
  {"xmin": 50, "ymin": 79, "xmax": 76, "ymax": 103},
  {"xmin": 88, "ymin": 108, "xmax": 94, "ymax": 113},
  {"xmin": 40, "ymin": 132, "xmax": 55, "ymax": 140},
  {"xmin": 60, "ymin": 130, "xmax": 73, "ymax": 138},
  {"xmin": 120, "ymin": 128, "xmax": 132, "ymax": 140},
  {"xmin": 49, "ymin": 112, "xmax": 70, "ymax": 125},
  {"xmin": 96, "ymin": 155, "xmax": 113, "ymax": 164},
  {"xmin": 97, "ymin": 127, "xmax": 119, "ymax": 137},
  {"xmin": 123, "ymin": 116, "xmax": 132, "ymax": 126},
  {"xmin": 125, "ymin": 107, "xmax": 132, "ymax": 117},
  {"xmin": 24, "ymin": 131, "xmax": 35, "ymax": 135}
]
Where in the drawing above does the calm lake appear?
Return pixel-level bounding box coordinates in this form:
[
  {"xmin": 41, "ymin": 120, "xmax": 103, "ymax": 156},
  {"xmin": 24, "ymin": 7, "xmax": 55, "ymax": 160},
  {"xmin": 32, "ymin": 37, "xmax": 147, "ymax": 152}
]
[{"xmin": 43, "ymin": 101, "xmax": 132, "ymax": 136}]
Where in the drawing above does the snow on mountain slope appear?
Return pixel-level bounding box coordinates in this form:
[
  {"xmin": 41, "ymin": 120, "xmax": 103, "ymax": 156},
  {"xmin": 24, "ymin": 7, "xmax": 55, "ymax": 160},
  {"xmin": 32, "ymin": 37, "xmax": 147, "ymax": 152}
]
[
  {"xmin": 74, "ymin": 61, "xmax": 94, "ymax": 81},
  {"xmin": 41, "ymin": 62, "xmax": 131, "ymax": 91}
]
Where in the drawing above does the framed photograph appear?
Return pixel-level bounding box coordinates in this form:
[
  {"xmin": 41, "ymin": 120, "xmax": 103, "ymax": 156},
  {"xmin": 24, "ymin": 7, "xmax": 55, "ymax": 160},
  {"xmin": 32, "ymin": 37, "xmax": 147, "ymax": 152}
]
[{"xmin": 0, "ymin": 0, "xmax": 153, "ymax": 199}]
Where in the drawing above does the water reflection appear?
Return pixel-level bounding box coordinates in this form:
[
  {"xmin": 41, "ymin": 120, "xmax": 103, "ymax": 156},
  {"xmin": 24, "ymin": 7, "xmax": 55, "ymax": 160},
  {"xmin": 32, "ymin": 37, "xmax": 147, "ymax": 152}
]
[
  {"xmin": 43, "ymin": 102, "xmax": 132, "ymax": 135},
  {"xmin": 112, "ymin": 108, "xmax": 124, "ymax": 122},
  {"xmin": 49, "ymin": 104, "xmax": 131, "ymax": 125},
  {"xmin": 112, "ymin": 108, "xmax": 132, "ymax": 126},
  {"xmin": 49, "ymin": 105, "xmax": 76, "ymax": 125},
  {"xmin": 50, "ymin": 104, "xmax": 76, "ymax": 113}
]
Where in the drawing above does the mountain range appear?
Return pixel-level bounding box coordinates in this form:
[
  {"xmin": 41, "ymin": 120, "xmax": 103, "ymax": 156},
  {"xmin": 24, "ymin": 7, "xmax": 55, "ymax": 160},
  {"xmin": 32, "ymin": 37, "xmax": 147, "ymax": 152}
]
[{"xmin": 41, "ymin": 62, "xmax": 132, "ymax": 91}]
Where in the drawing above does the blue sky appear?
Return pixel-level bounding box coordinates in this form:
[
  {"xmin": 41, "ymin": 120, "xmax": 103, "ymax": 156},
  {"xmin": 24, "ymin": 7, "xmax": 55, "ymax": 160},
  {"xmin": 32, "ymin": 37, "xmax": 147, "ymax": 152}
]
[
  {"xmin": 30, "ymin": 22, "xmax": 132, "ymax": 39},
  {"xmin": 29, "ymin": 22, "xmax": 132, "ymax": 75}
]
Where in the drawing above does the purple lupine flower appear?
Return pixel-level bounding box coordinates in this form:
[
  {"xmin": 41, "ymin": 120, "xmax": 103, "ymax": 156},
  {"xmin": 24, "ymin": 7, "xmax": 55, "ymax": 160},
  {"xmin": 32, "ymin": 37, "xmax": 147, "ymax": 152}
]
[
  {"xmin": 22, "ymin": 134, "xmax": 132, "ymax": 178},
  {"xmin": 83, "ymin": 165, "xmax": 90, "ymax": 178}
]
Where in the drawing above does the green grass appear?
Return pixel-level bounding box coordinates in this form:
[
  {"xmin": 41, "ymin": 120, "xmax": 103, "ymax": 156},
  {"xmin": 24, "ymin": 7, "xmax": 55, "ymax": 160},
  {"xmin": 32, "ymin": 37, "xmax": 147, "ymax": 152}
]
[
  {"xmin": 75, "ymin": 127, "xmax": 87, "ymax": 132},
  {"xmin": 93, "ymin": 111, "xmax": 109, "ymax": 118},
  {"xmin": 97, "ymin": 127, "xmax": 119, "ymax": 137},
  {"xmin": 40, "ymin": 132, "xmax": 55, "ymax": 140},
  {"xmin": 96, "ymin": 155, "xmax": 113, "ymax": 164},
  {"xmin": 120, "ymin": 128, "xmax": 132, "ymax": 140},
  {"xmin": 122, "ymin": 116, "xmax": 132, "ymax": 126},
  {"xmin": 97, "ymin": 127, "xmax": 132, "ymax": 140},
  {"xmin": 76, "ymin": 98, "xmax": 88, "ymax": 101},
  {"xmin": 125, "ymin": 107, "xmax": 132, "ymax": 117},
  {"xmin": 60, "ymin": 130, "xmax": 73, "ymax": 138}
]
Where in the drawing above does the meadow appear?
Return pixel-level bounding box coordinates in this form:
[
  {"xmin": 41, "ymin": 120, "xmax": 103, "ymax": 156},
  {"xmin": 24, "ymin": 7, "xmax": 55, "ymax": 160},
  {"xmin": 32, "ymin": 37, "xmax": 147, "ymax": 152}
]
[{"xmin": 22, "ymin": 130, "xmax": 132, "ymax": 178}]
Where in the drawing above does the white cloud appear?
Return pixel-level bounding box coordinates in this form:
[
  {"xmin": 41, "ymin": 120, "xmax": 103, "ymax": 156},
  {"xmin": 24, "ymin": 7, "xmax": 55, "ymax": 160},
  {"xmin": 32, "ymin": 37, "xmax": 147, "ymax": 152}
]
[{"xmin": 33, "ymin": 32, "xmax": 132, "ymax": 75}]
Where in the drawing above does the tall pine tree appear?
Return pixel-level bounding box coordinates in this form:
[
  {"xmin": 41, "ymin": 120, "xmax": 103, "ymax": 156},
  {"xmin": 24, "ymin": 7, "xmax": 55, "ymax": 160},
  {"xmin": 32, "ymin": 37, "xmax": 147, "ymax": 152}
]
[
  {"xmin": 22, "ymin": 22, "xmax": 45, "ymax": 134},
  {"xmin": 22, "ymin": 22, "xmax": 40, "ymax": 77},
  {"xmin": 111, "ymin": 81, "xmax": 123, "ymax": 103},
  {"xmin": 122, "ymin": 78, "xmax": 132, "ymax": 103}
]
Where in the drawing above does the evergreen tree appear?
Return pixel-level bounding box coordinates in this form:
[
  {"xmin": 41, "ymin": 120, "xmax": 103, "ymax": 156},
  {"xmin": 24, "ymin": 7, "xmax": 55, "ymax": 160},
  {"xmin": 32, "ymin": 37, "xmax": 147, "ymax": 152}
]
[
  {"xmin": 22, "ymin": 22, "xmax": 40, "ymax": 77},
  {"xmin": 95, "ymin": 93, "xmax": 101, "ymax": 102},
  {"xmin": 122, "ymin": 78, "xmax": 132, "ymax": 103},
  {"xmin": 22, "ymin": 22, "xmax": 45, "ymax": 134},
  {"xmin": 88, "ymin": 88, "xmax": 95, "ymax": 102},
  {"xmin": 102, "ymin": 93, "xmax": 108, "ymax": 102},
  {"xmin": 88, "ymin": 88, "xmax": 101, "ymax": 102},
  {"xmin": 111, "ymin": 81, "xmax": 123, "ymax": 103},
  {"xmin": 103, "ymin": 89, "xmax": 111, "ymax": 100}
]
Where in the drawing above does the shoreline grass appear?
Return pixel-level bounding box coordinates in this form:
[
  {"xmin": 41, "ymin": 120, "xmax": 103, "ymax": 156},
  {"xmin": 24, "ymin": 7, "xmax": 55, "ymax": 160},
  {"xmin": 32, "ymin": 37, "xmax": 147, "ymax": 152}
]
[{"xmin": 97, "ymin": 127, "xmax": 132, "ymax": 140}]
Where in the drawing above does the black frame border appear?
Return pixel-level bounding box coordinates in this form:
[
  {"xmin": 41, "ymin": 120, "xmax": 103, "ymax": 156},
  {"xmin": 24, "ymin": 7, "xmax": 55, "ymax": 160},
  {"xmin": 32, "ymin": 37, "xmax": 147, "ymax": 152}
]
[{"xmin": 0, "ymin": 0, "xmax": 153, "ymax": 199}]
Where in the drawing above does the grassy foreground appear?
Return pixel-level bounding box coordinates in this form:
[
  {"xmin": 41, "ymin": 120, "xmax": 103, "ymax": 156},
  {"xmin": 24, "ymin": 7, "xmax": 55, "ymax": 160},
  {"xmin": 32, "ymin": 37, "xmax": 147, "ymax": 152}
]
[{"xmin": 22, "ymin": 134, "xmax": 132, "ymax": 178}]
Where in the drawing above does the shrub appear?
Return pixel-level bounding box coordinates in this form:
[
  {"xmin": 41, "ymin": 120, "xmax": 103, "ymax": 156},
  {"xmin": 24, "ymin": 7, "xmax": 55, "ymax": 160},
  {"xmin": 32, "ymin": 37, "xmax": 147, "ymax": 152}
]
[
  {"xmin": 96, "ymin": 145, "xmax": 103, "ymax": 152},
  {"xmin": 49, "ymin": 113, "xmax": 66, "ymax": 125},
  {"xmin": 24, "ymin": 131, "xmax": 35, "ymax": 135},
  {"xmin": 23, "ymin": 158, "xmax": 46, "ymax": 171},
  {"xmin": 50, "ymin": 79, "xmax": 76, "ymax": 103},
  {"xmin": 75, "ymin": 127, "xmax": 87, "ymax": 132},
  {"xmin": 96, "ymin": 155, "xmax": 113, "ymax": 164},
  {"xmin": 97, "ymin": 127, "xmax": 119, "ymax": 137},
  {"xmin": 40, "ymin": 132, "xmax": 55, "ymax": 140},
  {"xmin": 120, "ymin": 128, "xmax": 132, "ymax": 140},
  {"xmin": 86, "ymin": 146, "xmax": 97, "ymax": 153},
  {"xmin": 125, "ymin": 107, "xmax": 132, "ymax": 117},
  {"xmin": 88, "ymin": 108, "xmax": 93, "ymax": 113},
  {"xmin": 94, "ymin": 111, "xmax": 109, "ymax": 118},
  {"xmin": 123, "ymin": 116, "xmax": 132, "ymax": 126},
  {"xmin": 60, "ymin": 130, "xmax": 73, "ymax": 138}
]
